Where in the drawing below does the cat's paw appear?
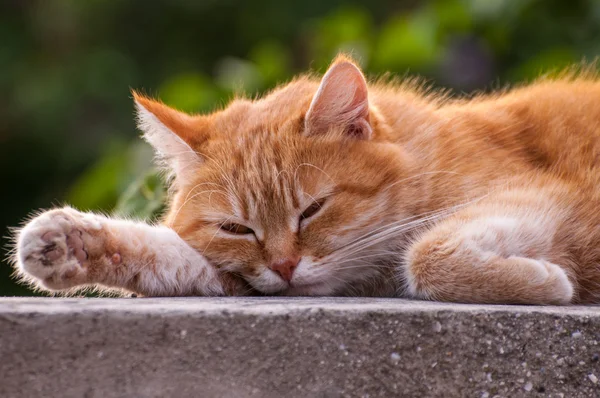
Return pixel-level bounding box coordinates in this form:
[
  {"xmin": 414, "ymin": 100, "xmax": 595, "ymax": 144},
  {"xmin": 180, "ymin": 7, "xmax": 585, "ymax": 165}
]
[
  {"xmin": 16, "ymin": 208, "xmax": 104, "ymax": 290},
  {"xmin": 525, "ymin": 258, "xmax": 574, "ymax": 305}
]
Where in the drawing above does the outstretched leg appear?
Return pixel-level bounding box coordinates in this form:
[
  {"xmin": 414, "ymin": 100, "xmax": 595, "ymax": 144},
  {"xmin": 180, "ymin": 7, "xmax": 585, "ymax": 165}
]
[
  {"xmin": 15, "ymin": 207, "xmax": 247, "ymax": 296},
  {"xmin": 403, "ymin": 195, "xmax": 575, "ymax": 305}
]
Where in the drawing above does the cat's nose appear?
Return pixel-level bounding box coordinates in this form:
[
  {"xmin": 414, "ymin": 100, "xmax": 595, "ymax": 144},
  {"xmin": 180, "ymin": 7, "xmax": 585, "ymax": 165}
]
[{"xmin": 269, "ymin": 257, "xmax": 299, "ymax": 283}]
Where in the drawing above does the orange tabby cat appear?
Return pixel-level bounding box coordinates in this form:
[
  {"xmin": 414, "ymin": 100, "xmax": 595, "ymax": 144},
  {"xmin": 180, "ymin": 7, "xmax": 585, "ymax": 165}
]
[{"xmin": 14, "ymin": 55, "xmax": 600, "ymax": 304}]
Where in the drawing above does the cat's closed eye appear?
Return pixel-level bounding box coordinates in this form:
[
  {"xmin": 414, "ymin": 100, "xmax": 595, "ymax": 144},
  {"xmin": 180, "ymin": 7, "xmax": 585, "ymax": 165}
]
[
  {"xmin": 220, "ymin": 222, "xmax": 254, "ymax": 235},
  {"xmin": 300, "ymin": 199, "xmax": 326, "ymax": 222}
]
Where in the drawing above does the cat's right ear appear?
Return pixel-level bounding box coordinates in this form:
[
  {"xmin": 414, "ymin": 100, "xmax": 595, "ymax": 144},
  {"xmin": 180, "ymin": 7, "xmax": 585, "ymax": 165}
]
[
  {"xmin": 132, "ymin": 91, "xmax": 208, "ymax": 184},
  {"xmin": 305, "ymin": 57, "xmax": 372, "ymax": 139}
]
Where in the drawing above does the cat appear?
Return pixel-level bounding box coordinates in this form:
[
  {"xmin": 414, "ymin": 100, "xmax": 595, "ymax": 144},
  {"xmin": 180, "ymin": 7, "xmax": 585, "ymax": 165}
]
[{"xmin": 13, "ymin": 55, "xmax": 600, "ymax": 304}]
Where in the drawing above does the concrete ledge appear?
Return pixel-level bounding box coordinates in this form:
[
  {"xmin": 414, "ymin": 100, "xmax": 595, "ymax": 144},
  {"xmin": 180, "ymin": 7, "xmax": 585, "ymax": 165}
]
[{"xmin": 1, "ymin": 298, "xmax": 600, "ymax": 398}]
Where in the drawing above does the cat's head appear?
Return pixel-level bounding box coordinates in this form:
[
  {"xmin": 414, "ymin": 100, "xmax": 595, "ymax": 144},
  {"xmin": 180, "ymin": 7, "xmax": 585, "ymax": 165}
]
[{"xmin": 134, "ymin": 56, "xmax": 420, "ymax": 295}]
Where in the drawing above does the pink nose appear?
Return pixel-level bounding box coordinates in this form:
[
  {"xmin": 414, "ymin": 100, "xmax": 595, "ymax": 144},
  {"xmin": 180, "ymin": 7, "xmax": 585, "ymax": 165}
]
[{"xmin": 269, "ymin": 257, "xmax": 299, "ymax": 282}]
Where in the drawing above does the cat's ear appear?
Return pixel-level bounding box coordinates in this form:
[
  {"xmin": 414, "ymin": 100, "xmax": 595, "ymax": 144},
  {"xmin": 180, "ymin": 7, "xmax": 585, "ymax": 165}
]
[
  {"xmin": 305, "ymin": 58, "xmax": 371, "ymax": 139},
  {"xmin": 133, "ymin": 91, "xmax": 207, "ymax": 184}
]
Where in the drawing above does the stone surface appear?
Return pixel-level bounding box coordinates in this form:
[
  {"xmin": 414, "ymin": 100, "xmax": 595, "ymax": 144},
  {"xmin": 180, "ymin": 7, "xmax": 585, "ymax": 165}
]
[{"xmin": 1, "ymin": 297, "xmax": 600, "ymax": 397}]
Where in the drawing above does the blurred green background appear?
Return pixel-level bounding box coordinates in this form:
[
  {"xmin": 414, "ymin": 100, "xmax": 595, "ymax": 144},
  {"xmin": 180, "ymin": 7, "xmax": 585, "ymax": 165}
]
[{"xmin": 2, "ymin": 0, "xmax": 600, "ymax": 295}]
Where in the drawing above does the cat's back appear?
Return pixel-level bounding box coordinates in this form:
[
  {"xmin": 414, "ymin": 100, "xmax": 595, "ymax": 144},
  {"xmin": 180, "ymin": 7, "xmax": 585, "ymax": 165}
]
[{"xmin": 432, "ymin": 77, "xmax": 600, "ymax": 181}]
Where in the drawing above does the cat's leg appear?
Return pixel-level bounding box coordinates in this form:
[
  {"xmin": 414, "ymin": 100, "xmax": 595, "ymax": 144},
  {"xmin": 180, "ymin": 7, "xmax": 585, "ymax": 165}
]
[
  {"xmin": 15, "ymin": 207, "xmax": 245, "ymax": 296},
  {"xmin": 403, "ymin": 205, "xmax": 575, "ymax": 305}
]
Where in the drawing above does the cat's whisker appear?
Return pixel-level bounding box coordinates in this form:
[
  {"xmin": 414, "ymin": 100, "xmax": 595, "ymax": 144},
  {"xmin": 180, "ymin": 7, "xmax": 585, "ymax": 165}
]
[
  {"xmin": 353, "ymin": 193, "xmax": 489, "ymax": 246},
  {"xmin": 201, "ymin": 215, "xmax": 235, "ymax": 255},
  {"xmin": 316, "ymin": 272, "xmax": 356, "ymax": 295},
  {"xmin": 333, "ymin": 262, "xmax": 398, "ymax": 272},
  {"xmin": 318, "ymin": 249, "xmax": 400, "ymax": 268},
  {"xmin": 325, "ymin": 207, "xmax": 456, "ymax": 260},
  {"xmin": 333, "ymin": 192, "xmax": 496, "ymax": 262},
  {"xmin": 330, "ymin": 207, "xmax": 450, "ymax": 253},
  {"xmin": 323, "ymin": 197, "xmax": 488, "ymax": 263},
  {"xmin": 183, "ymin": 181, "xmax": 227, "ymax": 198},
  {"xmin": 175, "ymin": 181, "xmax": 227, "ymax": 211},
  {"xmin": 302, "ymin": 191, "xmax": 323, "ymax": 208},
  {"xmin": 325, "ymin": 227, "xmax": 414, "ymax": 264},
  {"xmin": 332, "ymin": 254, "xmax": 400, "ymax": 269},
  {"xmin": 271, "ymin": 169, "xmax": 291, "ymax": 190}
]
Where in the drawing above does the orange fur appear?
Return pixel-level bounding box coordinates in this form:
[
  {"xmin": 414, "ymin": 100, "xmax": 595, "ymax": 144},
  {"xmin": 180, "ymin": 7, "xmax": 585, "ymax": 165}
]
[
  {"xmin": 16, "ymin": 56, "xmax": 600, "ymax": 303},
  {"xmin": 130, "ymin": 56, "xmax": 600, "ymax": 303}
]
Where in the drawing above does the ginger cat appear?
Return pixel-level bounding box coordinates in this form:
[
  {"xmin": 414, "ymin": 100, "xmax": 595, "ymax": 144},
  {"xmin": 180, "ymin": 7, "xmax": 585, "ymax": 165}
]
[{"xmin": 13, "ymin": 55, "xmax": 600, "ymax": 304}]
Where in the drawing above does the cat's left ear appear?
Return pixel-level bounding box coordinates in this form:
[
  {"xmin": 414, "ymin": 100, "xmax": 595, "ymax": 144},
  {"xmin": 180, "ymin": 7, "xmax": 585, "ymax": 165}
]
[
  {"xmin": 132, "ymin": 91, "xmax": 208, "ymax": 185},
  {"xmin": 305, "ymin": 58, "xmax": 371, "ymax": 139}
]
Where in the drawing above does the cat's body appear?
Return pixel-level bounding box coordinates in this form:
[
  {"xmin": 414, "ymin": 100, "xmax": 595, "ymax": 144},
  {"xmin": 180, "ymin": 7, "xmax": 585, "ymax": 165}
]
[{"xmin": 14, "ymin": 56, "xmax": 600, "ymax": 304}]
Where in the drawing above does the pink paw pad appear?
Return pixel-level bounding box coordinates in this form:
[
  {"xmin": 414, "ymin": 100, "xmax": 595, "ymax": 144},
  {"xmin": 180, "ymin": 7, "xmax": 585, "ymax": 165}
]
[
  {"xmin": 66, "ymin": 230, "xmax": 88, "ymax": 262},
  {"xmin": 39, "ymin": 231, "xmax": 64, "ymax": 265}
]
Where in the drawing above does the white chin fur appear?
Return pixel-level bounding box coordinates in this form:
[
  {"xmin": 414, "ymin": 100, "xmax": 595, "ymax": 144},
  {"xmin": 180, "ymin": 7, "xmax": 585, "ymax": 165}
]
[
  {"xmin": 246, "ymin": 257, "xmax": 355, "ymax": 296},
  {"xmin": 247, "ymin": 270, "xmax": 289, "ymax": 294}
]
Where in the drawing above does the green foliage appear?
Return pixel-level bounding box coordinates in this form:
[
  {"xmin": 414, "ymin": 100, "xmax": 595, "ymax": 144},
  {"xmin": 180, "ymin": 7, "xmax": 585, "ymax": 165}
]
[
  {"xmin": 113, "ymin": 170, "xmax": 166, "ymax": 221},
  {"xmin": 249, "ymin": 41, "xmax": 292, "ymax": 88},
  {"xmin": 160, "ymin": 73, "xmax": 221, "ymax": 113},
  {"xmin": 374, "ymin": 10, "xmax": 440, "ymax": 71},
  {"xmin": 3, "ymin": 0, "xmax": 600, "ymax": 295},
  {"xmin": 66, "ymin": 142, "xmax": 155, "ymax": 213},
  {"xmin": 308, "ymin": 6, "xmax": 374, "ymax": 69}
]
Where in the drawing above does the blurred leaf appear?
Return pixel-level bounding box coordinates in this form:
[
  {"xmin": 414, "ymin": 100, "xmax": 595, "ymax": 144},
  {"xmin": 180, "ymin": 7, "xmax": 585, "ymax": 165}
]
[
  {"xmin": 249, "ymin": 41, "xmax": 292, "ymax": 87},
  {"xmin": 434, "ymin": 0, "xmax": 473, "ymax": 34},
  {"xmin": 66, "ymin": 141, "xmax": 154, "ymax": 212},
  {"xmin": 373, "ymin": 8, "xmax": 440, "ymax": 72},
  {"xmin": 307, "ymin": 6, "xmax": 374, "ymax": 69},
  {"xmin": 159, "ymin": 73, "xmax": 220, "ymax": 113},
  {"xmin": 468, "ymin": 0, "xmax": 508, "ymax": 19},
  {"xmin": 113, "ymin": 169, "xmax": 166, "ymax": 221},
  {"xmin": 66, "ymin": 142, "xmax": 130, "ymax": 211},
  {"xmin": 508, "ymin": 48, "xmax": 579, "ymax": 81}
]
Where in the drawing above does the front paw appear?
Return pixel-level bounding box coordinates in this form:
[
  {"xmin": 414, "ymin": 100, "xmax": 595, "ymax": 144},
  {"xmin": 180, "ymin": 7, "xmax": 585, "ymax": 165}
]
[{"xmin": 16, "ymin": 207, "xmax": 103, "ymax": 290}]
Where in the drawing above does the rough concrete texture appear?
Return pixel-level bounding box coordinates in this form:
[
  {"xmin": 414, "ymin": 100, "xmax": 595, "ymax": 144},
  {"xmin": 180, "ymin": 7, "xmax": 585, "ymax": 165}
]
[{"xmin": 1, "ymin": 298, "xmax": 600, "ymax": 398}]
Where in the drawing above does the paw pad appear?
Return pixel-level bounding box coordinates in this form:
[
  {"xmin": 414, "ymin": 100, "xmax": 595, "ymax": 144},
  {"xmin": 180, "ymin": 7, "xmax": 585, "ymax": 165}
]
[
  {"xmin": 111, "ymin": 253, "xmax": 122, "ymax": 265},
  {"xmin": 16, "ymin": 208, "xmax": 101, "ymax": 289}
]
